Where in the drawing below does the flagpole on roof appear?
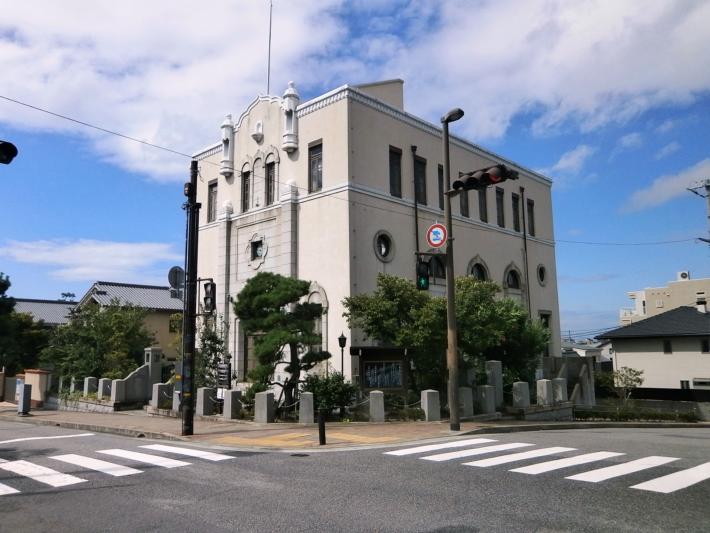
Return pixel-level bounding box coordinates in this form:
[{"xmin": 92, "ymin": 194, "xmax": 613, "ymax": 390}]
[{"xmin": 267, "ymin": 0, "xmax": 273, "ymax": 95}]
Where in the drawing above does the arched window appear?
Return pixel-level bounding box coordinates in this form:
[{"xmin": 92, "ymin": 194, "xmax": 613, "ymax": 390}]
[
  {"xmin": 470, "ymin": 262, "xmax": 488, "ymax": 281},
  {"xmin": 506, "ymin": 270, "xmax": 521, "ymax": 289},
  {"xmin": 265, "ymin": 157, "xmax": 276, "ymax": 206},
  {"xmin": 241, "ymin": 163, "xmax": 251, "ymax": 213}
]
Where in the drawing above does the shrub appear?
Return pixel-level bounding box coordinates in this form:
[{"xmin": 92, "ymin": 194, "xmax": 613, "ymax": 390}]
[
  {"xmin": 301, "ymin": 372, "xmax": 359, "ymax": 412},
  {"xmin": 574, "ymin": 408, "xmax": 698, "ymax": 423}
]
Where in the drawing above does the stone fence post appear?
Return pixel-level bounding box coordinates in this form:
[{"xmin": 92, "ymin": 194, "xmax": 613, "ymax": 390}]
[
  {"xmin": 421, "ymin": 389, "xmax": 440, "ymax": 421},
  {"xmin": 369, "ymin": 390, "xmax": 384, "ymax": 422},
  {"xmin": 254, "ymin": 391, "xmax": 275, "ymax": 423}
]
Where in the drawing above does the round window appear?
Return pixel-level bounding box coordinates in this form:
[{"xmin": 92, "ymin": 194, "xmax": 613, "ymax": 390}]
[
  {"xmin": 537, "ymin": 265, "xmax": 547, "ymax": 286},
  {"xmin": 374, "ymin": 231, "xmax": 394, "ymax": 262}
]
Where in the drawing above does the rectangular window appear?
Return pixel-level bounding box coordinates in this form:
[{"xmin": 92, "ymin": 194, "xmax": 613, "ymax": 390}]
[
  {"xmin": 512, "ymin": 193, "xmax": 521, "ymax": 232},
  {"xmin": 265, "ymin": 162, "xmax": 275, "ymax": 206},
  {"xmin": 663, "ymin": 339, "xmax": 672, "ymax": 354},
  {"xmin": 478, "ymin": 188, "xmax": 488, "ymax": 223},
  {"xmin": 389, "ymin": 147, "xmax": 402, "ymax": 198},
  {"xmin": 460, "ymin": 189, "xmax": 469, "ymax": 217},
  {"xmin": 308, "ymin": 143, "xmax": 323, "ymax": 193},
  {"xmin": 241, "ymin": 171, "xmax": 250, "ymax": 213},
  {"xmin": 414, "ymin": 156, "xmax": 427, "ymax": 205},
  {"xmin": 680, "ymin": 380, "xmax": 690, "ymax": 389},
  {"xmin": 438, "ymin": 164, "xmax": 444, "ymax": 210},
  {"xmin": 496, "ymin": 187, "xmax": 505, "ymax": 228},
  {"xmin": 363, "ymin": 361, "xmax": 402, "ymax": 388},
  {"xmin": 702, "ymin": 339, "xmax": 710, "ymax": 353},
  {"xmin": 207, "ymin": 181, "xmax": 218, "ymax": 222},
  {"xmin": 527, "ymin": 198, "xmax": 536, "ymax": 236}
]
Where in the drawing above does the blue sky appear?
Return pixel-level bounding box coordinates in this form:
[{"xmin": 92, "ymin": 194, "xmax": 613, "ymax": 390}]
[{"xmin": 1, "ymin": 0, "xmax": 708, "ymax": 338}]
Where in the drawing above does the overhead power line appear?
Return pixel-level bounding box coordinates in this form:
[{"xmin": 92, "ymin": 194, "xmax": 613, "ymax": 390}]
[{"xmin": 556, "ymin": 238, "xmax": 696, "ymax": 246}]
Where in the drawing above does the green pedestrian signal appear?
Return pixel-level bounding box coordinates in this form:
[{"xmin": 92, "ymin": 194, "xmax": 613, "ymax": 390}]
[{"xmin": 416, "ymin": 260, "xmax": 430, "ymax": 290}]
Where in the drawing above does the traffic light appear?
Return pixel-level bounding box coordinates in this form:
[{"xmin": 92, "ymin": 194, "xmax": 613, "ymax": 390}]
[
  {"xmin": 0, "ymin": 141, "xmax": 18, "ymax": 165},
  {"xmin": 203, "ymin": 281, "xmax": 216, "ymax": 313},
  {"xmin": 416, "ymin": 260, "xmax": 430, "ymax": 290},
  {"xmin": 452, "ymin": 164, "xmax": 519, "ymax": 191}
]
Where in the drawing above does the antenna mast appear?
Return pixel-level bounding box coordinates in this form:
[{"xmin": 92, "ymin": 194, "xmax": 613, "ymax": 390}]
[{"xmin": 267, "ymin": 0, "xmax": 273, "ymax": 95}]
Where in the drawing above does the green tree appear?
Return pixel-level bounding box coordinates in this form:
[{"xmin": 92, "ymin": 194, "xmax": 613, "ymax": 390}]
[
  {"xmin": 343, "ymin": 274, "xmax": 548, "ymax": 391},
  {"xmin": 0, "ymin": 273, "xmax": 16, "ymax": 341},
  {"xmin": 301, "ymin": 372, "xmax": 359, "ymax": 413},
  {"xmin": 195, "ymin": 318, "xmax": 225, "ymax": 389},
  {"xmin": 40, "ymin": 300, "xmax": 154, "ymax": 379},
  {"xmin": 0, "ymin": 312, "xmax": 51, "ymax": 375},
  {"xmin": 234, "ymin": 272, "xmax": 330, "ymax": 407},
  {"xmin": 598, "ymin": 366, "xmax": 645, "ymax": 406}
]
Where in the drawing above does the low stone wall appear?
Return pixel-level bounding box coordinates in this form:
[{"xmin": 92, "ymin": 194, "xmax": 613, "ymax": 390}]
[{"xmin": 44, "ymin": 395, "xmax": 143, "ymax": 413}]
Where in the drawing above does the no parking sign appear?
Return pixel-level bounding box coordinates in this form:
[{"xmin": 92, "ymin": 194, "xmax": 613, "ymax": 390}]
[{"xmin": 426, "ymin": 223, "xmax": 447, "ymax": 248}]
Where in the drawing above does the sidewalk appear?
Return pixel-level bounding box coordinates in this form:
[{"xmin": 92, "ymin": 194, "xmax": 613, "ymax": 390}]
[{"xmin": 2, "ymin": 402, "xmax": 707, "ymax": 451}]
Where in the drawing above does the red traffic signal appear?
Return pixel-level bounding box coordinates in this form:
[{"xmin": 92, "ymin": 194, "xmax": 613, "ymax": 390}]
[{"xmin": 452, "ymin": 164, "xmax": 519, "ymax": 191}]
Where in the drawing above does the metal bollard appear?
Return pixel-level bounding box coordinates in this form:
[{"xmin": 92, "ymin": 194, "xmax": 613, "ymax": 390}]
[{"xmin": 318, "ymin": 408, "xmax": 326, "ymax": 445}]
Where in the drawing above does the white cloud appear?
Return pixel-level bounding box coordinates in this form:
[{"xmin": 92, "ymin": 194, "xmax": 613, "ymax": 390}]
[
  {"xmin": 1, "ymin": 0, "xmax": 710, "ymax": 179},
  {"xmin": 617, "ymin": 132, "xmax": 643, "ymax": 150},
  {"xmin": 655, "ymin": 119, "xmax": 677, "ymax": 134},
  {"xmin": 0, "ymin": 239, "xmax": 181, "ymax": 283},
  {"xmin": 549, "ymin": 145, "xmax": 596, "ymax": 174},
  {"xmin": 654, "ymin": 141, "xmax": 681, "ymax": 159},
  {"xmin": 624, "ymin": 158, "xmax": 710, "ymax": 212}
]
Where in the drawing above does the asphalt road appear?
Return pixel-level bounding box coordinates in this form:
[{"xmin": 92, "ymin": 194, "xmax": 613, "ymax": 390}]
[{"xmin": 1, "ymin": 420, "xmax": 709, "ymax": 532}]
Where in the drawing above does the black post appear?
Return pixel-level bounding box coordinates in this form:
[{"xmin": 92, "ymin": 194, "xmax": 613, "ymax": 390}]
[
  {"xmin": 181, "ymin": 160, "xmax": 200, "ymax": 436},
  {"xmin": 318, "ymin": 408, "xmax": 326, "ymax": 445}
]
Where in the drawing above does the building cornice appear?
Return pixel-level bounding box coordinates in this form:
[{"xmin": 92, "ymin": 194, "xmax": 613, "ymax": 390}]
[{"xmin": 297, "ymin": 85, "xmax": 553, "ymax": 187}]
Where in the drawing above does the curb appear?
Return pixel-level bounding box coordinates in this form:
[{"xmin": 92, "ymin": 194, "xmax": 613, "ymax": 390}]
[
  {"xmin": 461, "ymin": 421, "xmax": 709, "ymax": 435},
  {"xmin": 2, "ymin": 414, "xmax": 185, "ymax": 442}
]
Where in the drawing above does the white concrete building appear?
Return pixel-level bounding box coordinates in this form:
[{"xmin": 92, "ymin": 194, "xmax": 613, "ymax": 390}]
[
  {"xmin": 619, "ymin": 271, "xmax": 710, "ymax": 325},
  {"xmin": 192, "ymin": 79, "xmax": 561, "ymax": 389}
]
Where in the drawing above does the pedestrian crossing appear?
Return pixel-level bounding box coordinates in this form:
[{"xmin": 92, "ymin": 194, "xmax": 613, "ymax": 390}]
[
  {"xmin": 384, "ymin": 437, "xmax": 710, "ymax": 495},
  {"xmin": 0, "ymin": 444, "xmax": 234, "ymax": 495}
]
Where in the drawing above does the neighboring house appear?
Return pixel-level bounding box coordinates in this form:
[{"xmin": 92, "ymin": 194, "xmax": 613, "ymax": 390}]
[
  {"xmin": 619, "ymin": 271, "xmax": 710, "ymax": 325},
  {"xmin": 77, "ymin": 281, "xmax": 183, "ymax": 360},
  {"xmin": 193, "ymin": 78, "xmax": 561, "ymax": 388},
  {"xmin": 599, "ymin": 297, "xmax": 710, "ymax": 396},
  {"xmin": 13, "ymin": 299, "xmax": 76, "ymax": 327}
]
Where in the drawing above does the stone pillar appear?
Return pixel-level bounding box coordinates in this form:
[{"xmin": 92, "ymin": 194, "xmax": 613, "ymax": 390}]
[
  {"xmin": 552, "ymin": 378, "xmax": 568, "ymax": 403},
  {"xmin": 145, "ymin": 347, "xmax": 163, "ymax": 393},
  {"xmin": 479, "ymin": 385, "xmax": 496, "ymax": 414},
  {"xmin": 69, "ymin": 377, "xmax": 77, "ymax": 394},
  {"xmin": 151, "ymin": 383, "xmax": 173, "ymax": 409},
  {"xmin": 173, "ymin": 390, "xmax": 181, "ymax": 412},
  {"xmin": 97, "ymin": 378, "xmax": 112, "ymax": 400},
  {"xmin": 0, "ymin": 370, "xmax": 4, "ymax": 401},
  {"xmin": 223, "ymin": 390, "xmax": 242, "ymax": 420},
  {"xmin": 537, "ymin": 379, "xmax": 553, "ymax": 407},
  {"xmin": 83, "ymin": 377, "xmax": 98, "ymax": 397},
  {"xmin": 512, "ymin": 381, "xmax": 530, "ymax": 409},
  {"xmin": 254, "ymin": 391, "xmax": 275, "ymax": 423},
  {"xmin": 196, "ymin": 387, "xmax": 216, "ymax": 417},
  {"xmin": 421, "ymin": 389, "xmax": 440, "ymax": 421},
  {"xmin": 485, "ymin": 360, "xmax": 503, "ymax": 408},
  {"xmin": 17, "ymin": 384, "xmax": 31, "ymax": 415},
  {"xmin": 299, "ymin": 392, "xmax": 314, "ymax": 424},
  {"xmin": 369, "ymin": 390, "xmax": 385, "ymax": 423},
  {"xmin": 110, "ymin": 379, "xmax": 126, "ymax": 403},
  {"xmin": 459, "ymin": 386, "xmax": 474, "ymax": 418}
]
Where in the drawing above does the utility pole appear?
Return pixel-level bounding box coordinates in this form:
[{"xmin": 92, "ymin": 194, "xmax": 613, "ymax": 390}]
[
  {"xmin": 181, "ymin": 160, "xmax": 200, "ymax": 436},
  {"xmin": 687, "ymin": 178, "xmax": 710, "ymax": 244}
]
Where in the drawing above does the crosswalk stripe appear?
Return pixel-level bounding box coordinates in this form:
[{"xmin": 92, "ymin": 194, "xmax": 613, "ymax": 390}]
[
  {"xmin": 97, "ymin": 449, "xmax": 190, "ymax": 468},
  {"xmin": 630, "ymin": 461, "xmax": 710, "ymax": 494},
  {"xmin": 511, "ymin": 451, "xmax": 625, "ymax": 475},
  {"xmin": 0, "ymin": 460, "xmax": 87, "ymax": 487},
  {"xmin": 50, "ymin": 454, "xmax": 143, "ymax": 477},
  {"xmin": 139, "ymin": 444, "xmax": 233, "ymax": 461},
  {"xmin": 385, "ymin": 438, "xmax": 497, "ymax": 456},
  {"xmin": 422, "ymin": 442, "xmax": 533, "ymax": 462},
  {"xmin": 567, "ymin": 456, "xmax": 679, "ymax": 483},
  {"xmin": 0, "ymin": 482, "xmax": 20, "ymax": 496},
  {"xmin": 464, "ymin": 447, "xmax": 577, "ymax": 467}
]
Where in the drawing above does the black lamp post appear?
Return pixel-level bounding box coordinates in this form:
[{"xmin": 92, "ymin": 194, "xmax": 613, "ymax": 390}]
[
  {"xmin": 338, "ymin": 332, "xmax": 347, "ymax": 378},
  {"xmin": 441, "ymin": 107, "xmax": 464, "ymax": 432}
]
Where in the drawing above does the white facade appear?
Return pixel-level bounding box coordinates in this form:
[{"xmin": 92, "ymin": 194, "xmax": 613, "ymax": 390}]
[{"xmin": 193, "ymin": 79, "xmax": 561, "ymax": 386}]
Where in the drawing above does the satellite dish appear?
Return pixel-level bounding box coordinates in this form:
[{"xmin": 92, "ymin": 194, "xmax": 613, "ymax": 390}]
[{"xmin": 168, "ymin": 266, "xmax": 185, "ymax": 289}]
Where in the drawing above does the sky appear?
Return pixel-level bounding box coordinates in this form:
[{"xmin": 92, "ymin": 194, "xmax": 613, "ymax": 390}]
[{"xmin": 1, "ymin": 0, "xmax": 709, "ymax": 339}]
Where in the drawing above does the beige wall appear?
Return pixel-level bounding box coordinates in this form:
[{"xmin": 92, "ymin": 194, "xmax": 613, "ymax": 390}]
[
  {"xmin": 144, "ymin": 311, "xmax": 179, "ymax": 360},
  {"xmin": 621, "ymin": 277, "xmax": 709, "ymax": 324},
  {"xmin": 194, "ymin": 82, "xmax": 562, "ymax": 381},
  {"xmin": 612, "ymin": 336, "xmax": 710, "ymax": 389}
]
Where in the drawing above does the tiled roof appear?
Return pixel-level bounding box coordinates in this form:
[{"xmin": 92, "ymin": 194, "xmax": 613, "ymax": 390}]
[
  {"xmin": 598, "ymin": 306, "xmax": 710, "ymax": 339},
  {"xmin": 13, "ymin": 299, "xmax": 76, "ymax": 326},
  {"xmin": 80, "ymin": 281, "xmax": 183, "ymax": 312}
]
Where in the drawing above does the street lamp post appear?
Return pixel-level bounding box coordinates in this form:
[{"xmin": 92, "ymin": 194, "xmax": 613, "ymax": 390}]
[
  {"xmin": 338, "ymin": 332, "xmax": 347, "ymax": 377},
  {"xmin": 441, "ymin": 108, "xmax": 464, "ymax": 432}
]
